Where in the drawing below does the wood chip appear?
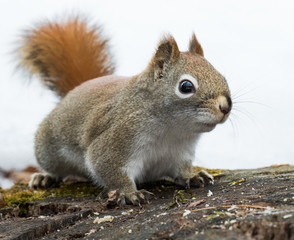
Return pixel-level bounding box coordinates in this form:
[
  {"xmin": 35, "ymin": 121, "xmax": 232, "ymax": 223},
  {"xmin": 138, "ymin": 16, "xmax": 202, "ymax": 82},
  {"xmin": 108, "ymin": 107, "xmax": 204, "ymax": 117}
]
[
  {"xmin": 187, "ymin": 199, "xmax": 205, "ymax": 208},
  {"xmin": 93, "ymin": 215, "xmax": 114, "ymax": 224}
]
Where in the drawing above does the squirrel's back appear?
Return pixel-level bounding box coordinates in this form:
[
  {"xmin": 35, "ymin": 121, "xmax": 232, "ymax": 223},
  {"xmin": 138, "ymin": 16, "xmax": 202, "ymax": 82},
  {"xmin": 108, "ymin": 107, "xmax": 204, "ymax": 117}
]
[{"xmin": 18, "ymin": 17, "xmax": 115, "ymax": 97}]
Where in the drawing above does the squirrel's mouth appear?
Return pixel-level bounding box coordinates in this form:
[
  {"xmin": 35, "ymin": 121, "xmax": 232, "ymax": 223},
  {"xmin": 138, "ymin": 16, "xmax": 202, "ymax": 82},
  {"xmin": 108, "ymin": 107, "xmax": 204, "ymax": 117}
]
[
  {"xmin": 200, "ymin": 122, "xmax": 217, "ymax": 131},
  {"xmin": 203, "ymin": 123, "xmax": 217, "ymax": 130},
  {"xmin": 204, "ymin": 123, "xmax": 217, "ymax": 128}
]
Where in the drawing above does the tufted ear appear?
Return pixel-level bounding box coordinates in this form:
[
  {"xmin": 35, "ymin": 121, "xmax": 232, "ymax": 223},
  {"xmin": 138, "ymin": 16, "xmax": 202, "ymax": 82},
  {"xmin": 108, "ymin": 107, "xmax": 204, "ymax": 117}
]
[
  {"xmin": 152, "ymin": 35, "xmax": 180, "ymax": 78},
  {"xmin": 189, "ymin": 33, "xmax": 204, "ymax": 57}
]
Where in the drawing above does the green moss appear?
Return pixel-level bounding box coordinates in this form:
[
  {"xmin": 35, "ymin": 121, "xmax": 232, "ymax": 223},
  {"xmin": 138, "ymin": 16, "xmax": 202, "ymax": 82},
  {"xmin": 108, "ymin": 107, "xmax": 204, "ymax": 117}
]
[
  {"xmin": 192, "ymin": 167, "xmax": 226, "ymax": 177},
  {"xmin": 1, "ymin": 185, "xmax": 47, "ymax": 205},
  {"xmin": 0, "ymin": 184, "xmax": 48, "ymax": 214},
  {"xmin": 50, "ymin": 182, "xmax": 101, "ymax": 197},
  {"xmin": 167, "ymin": 190, "xmax": 195, "ymax": 209},
  {"xmin": 0, "ymin": 182, "xmax": 101, "ymax": 213},
  {"xmin": 206, "ymin": 211, "xmax": 225, "ymax": 220}
]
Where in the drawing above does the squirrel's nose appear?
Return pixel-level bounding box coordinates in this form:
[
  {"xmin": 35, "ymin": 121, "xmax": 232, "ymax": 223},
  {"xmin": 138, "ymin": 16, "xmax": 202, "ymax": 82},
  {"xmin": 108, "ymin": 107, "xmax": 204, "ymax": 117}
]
[{"xmin": 217, "ymin": 95, "xmax": 232, "ymax": 115}]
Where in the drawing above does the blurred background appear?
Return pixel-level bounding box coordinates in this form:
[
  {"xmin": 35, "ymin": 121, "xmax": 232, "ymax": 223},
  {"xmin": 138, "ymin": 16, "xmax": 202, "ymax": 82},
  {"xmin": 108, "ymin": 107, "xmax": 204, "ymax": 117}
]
[{"xmin": 0, "ymin": 0, "xmax": 293, "ymax": 188}]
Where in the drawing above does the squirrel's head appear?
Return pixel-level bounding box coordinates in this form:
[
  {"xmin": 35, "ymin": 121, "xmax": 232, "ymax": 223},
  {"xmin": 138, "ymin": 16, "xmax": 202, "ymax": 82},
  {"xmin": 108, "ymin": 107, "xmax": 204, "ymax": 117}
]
[{"xmin": 144, "ymin": 34, "xmax": 232, "ymax": 133}]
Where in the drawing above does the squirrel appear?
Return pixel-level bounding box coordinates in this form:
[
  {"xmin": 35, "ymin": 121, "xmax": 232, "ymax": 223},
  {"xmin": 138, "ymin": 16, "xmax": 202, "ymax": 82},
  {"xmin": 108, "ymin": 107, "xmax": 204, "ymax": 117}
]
[{"xmin": 18, "ymin": 16, "xmax": 232, "ymax": 206}]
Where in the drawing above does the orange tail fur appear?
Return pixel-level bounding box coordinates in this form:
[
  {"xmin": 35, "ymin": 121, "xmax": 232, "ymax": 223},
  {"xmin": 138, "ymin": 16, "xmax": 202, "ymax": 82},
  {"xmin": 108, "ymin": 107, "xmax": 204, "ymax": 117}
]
[{"xmin": 18, "ymin": 17, "xmax": 115, "ymax": 97}]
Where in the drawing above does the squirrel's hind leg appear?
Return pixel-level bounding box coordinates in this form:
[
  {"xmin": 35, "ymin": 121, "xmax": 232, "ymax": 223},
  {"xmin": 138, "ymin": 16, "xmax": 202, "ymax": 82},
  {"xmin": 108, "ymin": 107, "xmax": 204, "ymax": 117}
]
[
  {"xmin": 189, "ymin": 170, "xmax": 214, "ymax": 188},
  {"xmin": 174, "ymin": 165, "xmax": 214, "ymax": 189}
]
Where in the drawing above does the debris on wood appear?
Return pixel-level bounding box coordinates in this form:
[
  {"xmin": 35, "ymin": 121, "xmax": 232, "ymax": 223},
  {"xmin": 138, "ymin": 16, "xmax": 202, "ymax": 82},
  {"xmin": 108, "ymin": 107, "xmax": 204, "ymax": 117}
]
[
  {"xmin": 0, "ymin": 165, "xmax": 293, "ymax": 239},
  {"xmin": 93, "ymin": 215, "xmax": 114, "ymax": 224}
]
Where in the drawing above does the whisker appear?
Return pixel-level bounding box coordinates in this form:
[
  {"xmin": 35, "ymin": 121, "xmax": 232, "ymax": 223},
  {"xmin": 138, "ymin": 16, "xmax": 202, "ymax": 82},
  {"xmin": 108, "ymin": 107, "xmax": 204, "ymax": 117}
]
[
  {"xmin": 231, "ymin": 78, "xmax": 271, "ymax": 103},
  {"xmin": 232, "ymin": 89, "xmax": 254, "ymax": 100},
  {"xmin": 233, "ymin": 100, "xmax": 271, "ymax": 108},
  {"xmin": 228, "ymin": 116, "xmax": 239, "ymax": 138},
  {"xmin": 232, "ymin": 107, "xmax": 261, "ymax": 128},
  {"xmin": 231, "ymin": 82, "xmax": 256, "ymax": 99}
]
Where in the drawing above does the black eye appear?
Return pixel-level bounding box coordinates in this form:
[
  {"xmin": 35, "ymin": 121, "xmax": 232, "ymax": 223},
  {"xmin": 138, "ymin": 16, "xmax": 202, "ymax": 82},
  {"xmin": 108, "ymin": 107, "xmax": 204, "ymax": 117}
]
[{"xmin": 179, "ymin": 80, "xmax": 195, "ymax": 94}]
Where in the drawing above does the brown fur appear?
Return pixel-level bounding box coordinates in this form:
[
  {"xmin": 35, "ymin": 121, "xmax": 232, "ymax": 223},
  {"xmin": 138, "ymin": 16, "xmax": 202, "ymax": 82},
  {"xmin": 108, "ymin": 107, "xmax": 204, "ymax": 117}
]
[
  {"xmin": 189, "ymin": 33, "xmax": 204, "ymax": 56},
  {"xmin": 18, "ymin": 17, "xmax": 114, "ymax": 97}
]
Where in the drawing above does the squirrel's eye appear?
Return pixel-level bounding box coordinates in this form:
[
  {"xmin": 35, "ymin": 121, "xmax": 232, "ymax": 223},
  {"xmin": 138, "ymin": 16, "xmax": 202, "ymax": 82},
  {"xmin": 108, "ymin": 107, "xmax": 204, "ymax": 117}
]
[
  {"xmin": 175, "ymin": 74, "xmax": 198, "ymax": 99},
  {"xmin": 179, "ymin": 80, "xmax": 195, "ymax": 94}
]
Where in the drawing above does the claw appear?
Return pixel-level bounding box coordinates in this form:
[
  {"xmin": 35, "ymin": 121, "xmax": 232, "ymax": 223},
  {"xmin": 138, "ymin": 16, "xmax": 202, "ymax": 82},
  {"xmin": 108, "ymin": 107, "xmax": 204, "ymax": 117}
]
[
  {"xmin": 117, "ymin": 193, "xmax": 126, "ymax": 207},
  {"xmin": 137, "ymin": 192, "xmax": 145, "ymax": 200},
  {"xmin": 139, "ymin": 189, "xmax": 154, "ymax": 202},
  {"xmin": 114, "ymin": 189, "xmax": 154, "ymax": 207},
  {"xmin": 28, "ymin": 173, "xmax": 60, "ymax": 189},
  {"xmin": 198, "ymin": 170, "xmax": 214, "ymax": 185},
  {"xmin": 189, "ymin": 170, "xmax": 214, "ymax": 188},
  {"xmin": 130, "ymin": 194, "xmax": 140, "ymax": 205},
  {"xmin": 189, "ymin": 175, "xmax": 204, "ymax": 188}
]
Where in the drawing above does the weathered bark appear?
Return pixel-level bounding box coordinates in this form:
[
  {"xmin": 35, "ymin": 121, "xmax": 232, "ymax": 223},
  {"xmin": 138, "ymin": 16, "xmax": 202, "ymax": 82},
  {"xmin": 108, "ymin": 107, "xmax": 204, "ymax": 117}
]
[{"xmin": 0, "ymin": 165, "xmax": 293, "ymax": 240}]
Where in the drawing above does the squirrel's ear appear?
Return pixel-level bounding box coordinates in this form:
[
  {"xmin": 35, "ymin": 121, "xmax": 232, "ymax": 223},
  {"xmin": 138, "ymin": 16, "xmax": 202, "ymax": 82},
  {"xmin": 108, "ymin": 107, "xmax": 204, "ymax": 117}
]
[
  {"xmin": 189, "ymin": 33, "xmax": 204, "ymax": 57},
  {"xmin": 152, "ymin": 35, "xmax": 180, "ymax": 77}
]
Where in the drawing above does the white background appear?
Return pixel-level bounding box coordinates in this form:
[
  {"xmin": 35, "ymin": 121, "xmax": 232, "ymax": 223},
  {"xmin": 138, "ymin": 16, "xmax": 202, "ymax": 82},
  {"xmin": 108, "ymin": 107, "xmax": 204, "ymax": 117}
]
[{"xmin": 0, "ymin": 1, "xmax": 294, "ymax": 188}]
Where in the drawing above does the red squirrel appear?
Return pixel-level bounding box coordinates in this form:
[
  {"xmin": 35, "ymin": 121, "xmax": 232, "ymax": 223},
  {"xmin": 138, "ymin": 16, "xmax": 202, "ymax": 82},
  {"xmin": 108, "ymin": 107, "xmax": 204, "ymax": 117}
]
[{"xmin": 18, "ymin": 17, "xmax": 232, "ymax": 206}]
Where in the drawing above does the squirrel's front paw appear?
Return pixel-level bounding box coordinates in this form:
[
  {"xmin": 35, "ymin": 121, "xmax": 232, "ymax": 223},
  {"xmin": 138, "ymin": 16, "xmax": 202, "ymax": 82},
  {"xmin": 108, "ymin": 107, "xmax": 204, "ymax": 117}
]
[
  {"xmin": 115, "ymin": 189, "xmax": 154, "ymax": 206},
  {"xmin": 188, "ymin": 170, "xmax": 214, "ymax": 188},
  {"xmin": 28, "ymin": 173, "xmax": 60, "ymax": 189}
]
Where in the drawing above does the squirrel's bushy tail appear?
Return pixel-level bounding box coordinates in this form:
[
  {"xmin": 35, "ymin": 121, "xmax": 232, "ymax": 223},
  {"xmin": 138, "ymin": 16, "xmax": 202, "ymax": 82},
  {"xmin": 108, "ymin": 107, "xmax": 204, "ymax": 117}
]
[{"xmin": 18, "ymin": 16, "xmax": 114, "ymax": 97}]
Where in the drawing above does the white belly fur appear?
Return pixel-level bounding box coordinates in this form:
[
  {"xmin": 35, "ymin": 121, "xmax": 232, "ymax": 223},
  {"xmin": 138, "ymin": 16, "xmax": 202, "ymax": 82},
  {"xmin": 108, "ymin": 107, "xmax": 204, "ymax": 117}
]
[{"xmin": 124, "ymin": 131, "xmax": 200, "ymax": 184}]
